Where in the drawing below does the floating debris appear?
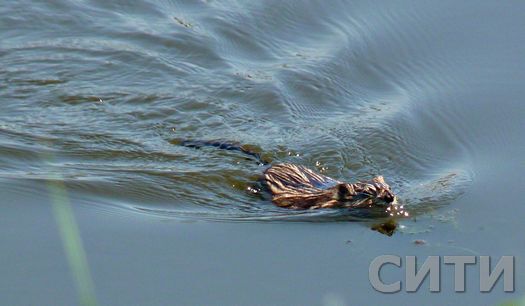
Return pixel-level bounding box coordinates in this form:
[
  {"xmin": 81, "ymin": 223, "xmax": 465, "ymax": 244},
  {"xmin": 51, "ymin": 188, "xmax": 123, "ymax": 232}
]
[
  {"xmin": 413, "ymin": 239, "xmax": 427, "ymax": 245},
  {"xmin": 173, "ymin": 16, "xmax": 193, "ymax": 29}
]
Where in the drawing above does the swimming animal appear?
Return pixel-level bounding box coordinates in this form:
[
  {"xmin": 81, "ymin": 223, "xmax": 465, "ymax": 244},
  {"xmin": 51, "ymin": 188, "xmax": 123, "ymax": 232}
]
[
  {"xmin": 264, "ymin": 163, "xmax": 398, "ymax": 210},
  {"xmin": 178, "ymin": 139, "xmax": 407, "ymax": 218}
]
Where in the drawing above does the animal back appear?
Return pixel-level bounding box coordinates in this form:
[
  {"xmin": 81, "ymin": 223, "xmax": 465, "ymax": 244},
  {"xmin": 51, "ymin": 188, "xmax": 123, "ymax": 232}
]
[
  {"xmin": 263, "ymin": 163, "xmax": 341, "ymax": 209},
  {"xmin": 264, "ymin": 163, "xmax": 339, "ymax": 189}
]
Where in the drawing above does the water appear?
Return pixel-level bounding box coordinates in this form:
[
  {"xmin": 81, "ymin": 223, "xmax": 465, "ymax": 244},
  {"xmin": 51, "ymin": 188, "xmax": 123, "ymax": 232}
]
[{"xmin": 1, "ymin": 1, "xmax": 524, "ymax": 305}]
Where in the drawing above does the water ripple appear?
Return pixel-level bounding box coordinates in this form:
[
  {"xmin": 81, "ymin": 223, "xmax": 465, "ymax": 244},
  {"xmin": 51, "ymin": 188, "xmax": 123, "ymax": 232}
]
[{"xmin": 0, "ymin": 0, "xmax": 483, "ymax": 223}]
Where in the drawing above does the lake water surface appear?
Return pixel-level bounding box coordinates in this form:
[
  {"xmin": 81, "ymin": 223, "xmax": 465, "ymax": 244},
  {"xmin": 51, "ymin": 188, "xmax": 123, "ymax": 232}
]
[{"xmin": 1, "ymin": 1, "xmax": 524, "ymax": 305}]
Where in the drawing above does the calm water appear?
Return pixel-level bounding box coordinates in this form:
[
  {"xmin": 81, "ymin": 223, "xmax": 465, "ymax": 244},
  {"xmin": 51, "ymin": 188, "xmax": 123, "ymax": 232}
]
[{"xmin": 1, "ymin": 1, "xmax": 524, "ymax": 305}]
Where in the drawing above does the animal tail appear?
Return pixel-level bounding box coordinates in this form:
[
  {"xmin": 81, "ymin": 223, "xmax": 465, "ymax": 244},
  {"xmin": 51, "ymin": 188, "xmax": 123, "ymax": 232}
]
[{"xmin": 178, "ymin": 139, "xmax": 269, "ymax": 165}]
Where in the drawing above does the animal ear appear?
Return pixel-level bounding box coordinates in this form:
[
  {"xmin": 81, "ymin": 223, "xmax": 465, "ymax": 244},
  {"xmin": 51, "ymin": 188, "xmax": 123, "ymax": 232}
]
[
  {"xmin": 334, "ymin": 183, "xmax": 355, "ymax": 200},
  {"xmin": 372, "ymin": 176, "xmax": 385, "ymax": 184}
]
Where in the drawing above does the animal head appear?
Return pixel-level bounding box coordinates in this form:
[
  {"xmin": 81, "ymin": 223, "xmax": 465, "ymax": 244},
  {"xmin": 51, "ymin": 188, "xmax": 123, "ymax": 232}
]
[{"xmin": 334, "ymin": 176, "xmax": 397, "ymax": 208}]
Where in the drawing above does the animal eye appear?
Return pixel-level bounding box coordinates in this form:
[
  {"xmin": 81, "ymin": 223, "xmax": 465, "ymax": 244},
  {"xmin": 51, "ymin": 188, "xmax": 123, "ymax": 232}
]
[{"xmin": 383, "ymin": 193, "xmax": 394, "ymax": 202}]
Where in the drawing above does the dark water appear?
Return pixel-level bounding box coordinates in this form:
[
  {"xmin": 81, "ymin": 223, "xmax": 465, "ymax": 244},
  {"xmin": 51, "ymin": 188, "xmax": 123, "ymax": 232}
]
[{"xmin": 1, "ymin": 1, "xmax": 524, "ymax": 305}]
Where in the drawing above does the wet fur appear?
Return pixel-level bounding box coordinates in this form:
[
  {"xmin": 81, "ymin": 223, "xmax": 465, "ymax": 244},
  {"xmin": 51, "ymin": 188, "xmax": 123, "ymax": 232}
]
[{"xmin": 264, "ymin": 163, "xmax": 396, "ymax": 210}]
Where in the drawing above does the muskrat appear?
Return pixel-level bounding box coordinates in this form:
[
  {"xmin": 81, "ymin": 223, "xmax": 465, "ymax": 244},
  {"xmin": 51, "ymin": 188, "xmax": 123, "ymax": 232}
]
[
  {"xmin": 179, "ymin": 139, "xmax": 407, "ymax": 218},
  {"xmin": 264, "ymin": 163, "xmax": 398, "ymax": 210}
]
